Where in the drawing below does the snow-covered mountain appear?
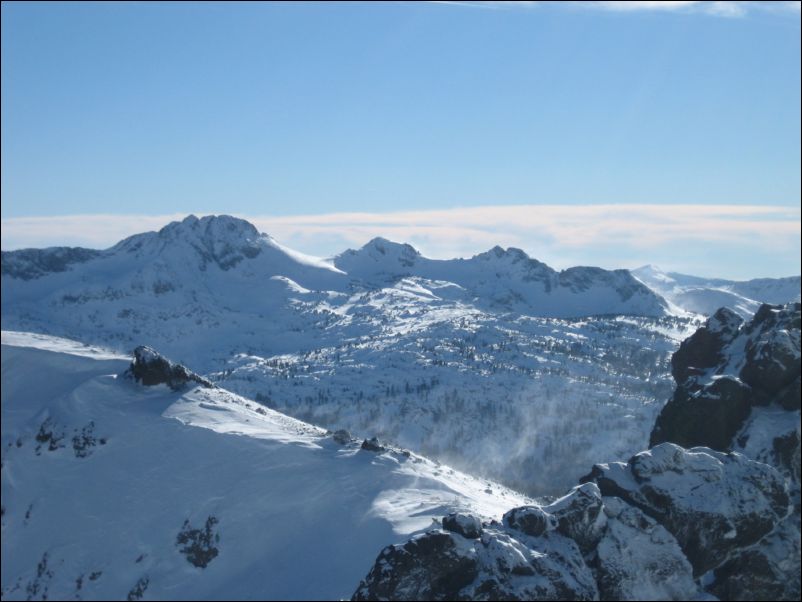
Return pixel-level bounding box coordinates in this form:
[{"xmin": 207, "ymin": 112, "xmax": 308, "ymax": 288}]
[
  {"xmin": 1, "ymin": 215, "xmax": 696, "ymax": 496},
  {"xmin": 632, "ymin": 264, "xmax": 801, "ymax": 318},
  {"xmin": 2, "ymin": 214, "xmax": 799, "ymax": 600},
  {"xmin": 1, "ymin": 332, "xmax": 530, "ymax": 601}
]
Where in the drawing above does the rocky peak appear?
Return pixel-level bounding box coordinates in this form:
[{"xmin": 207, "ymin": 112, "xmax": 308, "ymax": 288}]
[
  {"xmin": 125, "ymin": 345, "xmax": 214, "ymax": 391},
  {"xmin": 670, "ymin": 306, "xmax": 743, "ymax": 386},
  {"xmin": 158, "ymin": 214, "xmax": 261, "ymax": 242},
  {"xmin": 334, "ymin": 237, "xmax": 420, "ymax": 276},
  {"xmin": 115, "ymin": 214, "xmax": 264, "ymax": 270}
]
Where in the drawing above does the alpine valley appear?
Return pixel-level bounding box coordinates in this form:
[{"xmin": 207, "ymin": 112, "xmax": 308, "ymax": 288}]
[{"xmin": 2, "ymin": 215, "xmax": 800, "ymax": 600}]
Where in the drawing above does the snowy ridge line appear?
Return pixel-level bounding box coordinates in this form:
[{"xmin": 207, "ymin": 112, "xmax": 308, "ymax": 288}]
[{"xmin": 1, "ymin": 330, "xmax": 533, "ymax": 600}]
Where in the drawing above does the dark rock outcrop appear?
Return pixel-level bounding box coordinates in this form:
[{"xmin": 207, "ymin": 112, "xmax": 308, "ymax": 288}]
[
  {"xmin": 360, "ymin": 437, "xmax": 386, "ymax": 453},
  {"xmin": 442, "ymin": 513, "xmax": 483, "ymax": 539},
  {"xmin": 125, "ymin": 346, "xmax": 214, "ymax": 391},
  {"xmin": 503, "ymin": 505, "xmax": 555, "ymax": 538},
  {"xmin": 651, "ymin": 303, "xmax": 801, "ymax": 450},
  {"xmin": 331, "ymin": 429, "xmax": 354, "ymax": 445}
]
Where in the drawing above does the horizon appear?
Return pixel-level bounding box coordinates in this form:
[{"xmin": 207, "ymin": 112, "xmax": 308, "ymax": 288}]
[{"xmin": 2, "ymin": 1, "xmax": 800, "ymax": 280}]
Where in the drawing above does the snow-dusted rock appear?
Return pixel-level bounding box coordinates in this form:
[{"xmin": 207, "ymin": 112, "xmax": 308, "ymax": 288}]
[
  {"xmin": 351, "ymin": 526, "xmax": 598, "ymax": 601},
  {"xmin": 542, "ymin": 483, "xmax": 606, "ymax": 554},
  {"xmin": 594, "ymin": 496, "xmax": 699, "ymax": 601},
  {"xmin": 503, "ymin": 505, "xmax": 556, "ymax": 538},
  {"xmin": 583, "ymin": 443, "xmax": 789, "ymax": 575},
  {"xmin": 651, "ymin": 302, "xmax": 801, "ymax": 450},
  {"xmin": 442, "ymin": 513, "xmax": 483, "ymax": 539},
  {"xmin": 708, "ymin": 512, "xmax": 801, "ymax": 602},
  {"xmin": 125, "ymin": 345, "xmax": 214, "ymax": 390}
]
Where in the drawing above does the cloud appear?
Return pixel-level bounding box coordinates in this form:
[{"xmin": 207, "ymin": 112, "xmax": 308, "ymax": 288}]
[
  {"xmin": 2, "ymin": 204, "xmax": 799, "ymax": 279},
  {"xmin": 430, "ymin": 1, "xmax": 800, "ymax": 17}
]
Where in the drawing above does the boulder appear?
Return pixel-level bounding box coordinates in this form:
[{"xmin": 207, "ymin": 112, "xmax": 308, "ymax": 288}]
[
  {"xmin": 503, "ymin": 505, "xmax": 556, "ymax": 538},
  {"xmin": 442, "ymin": 513, "xmax": 483, "ymax": 539},
  {"xmin": 360, "ymin": 437, "xmax": 386, "ymax": 453}
]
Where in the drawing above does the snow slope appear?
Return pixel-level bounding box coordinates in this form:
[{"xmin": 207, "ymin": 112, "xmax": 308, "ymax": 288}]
[
  {"xmin": 632, "ymin": 265, "xmax": 801, "ymax": 318},
  {"xmin": 1, "ymin": 331, "xmax": 529, "ymax": 601}
]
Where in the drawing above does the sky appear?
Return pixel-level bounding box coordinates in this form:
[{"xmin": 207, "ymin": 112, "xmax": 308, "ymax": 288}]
[{"xmin": 1, "ymin": 1, "xmax": 800, "ymax": 279}]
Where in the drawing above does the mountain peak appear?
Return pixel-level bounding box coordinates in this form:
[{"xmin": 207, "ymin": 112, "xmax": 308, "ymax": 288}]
[
  {"xmin": 361, "ymin": 237, "xmax": 420, "ymax": 257},
  {"xmin": 112, "ymin": 214, "xmax": 265, "ymax": 270},
  {"xmin": 158, "ymin": 214, "xmax": 261, "ymax": 241},
  {"xmin": 477, "ymin": 246, "xmax": 531, "ymax": 262}
]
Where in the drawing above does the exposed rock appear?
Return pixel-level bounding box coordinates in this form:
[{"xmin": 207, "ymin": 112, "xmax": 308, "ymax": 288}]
[
  {"xmin": 651, "ymin": 375, "xmax": 753, "ymax": 451},
  {"xmin": 593, "ymin": 496, "xmax": 699, "ymax": 601},
  {"xmin": 351, "ymin": 526, "xmax": 598, "ymax": 601},
  {"xmin": 442, "ymin": 513, "xmax": 483, "ymax": 539},
  {"xmin": 708, "ymin": 504, "xmax": 801, "ymax": 601},
  {"xmin": 351, "ymin": 530, "xmax": 478, "ymax": 601},
  {"xmin": 739, "ymin": 304, "xmax": 802, "ymax": 402},
  {"xmin": 503, "ymin": 505, "xmax": 556, "ymax": 538},
  {"xmin": 331, "ymin": 429, "xmax": 354, "ymax": 445},
  {"xmin": 543, "ymin": 483, "xmax": 606, "ymax": 554},
  {"xmin": 582, "ymin": 443, "xmax": 788, "ymax": 575},
  {"xmin": 125, "ymin": 346, "xmax": 214, "ymax": 391},
  {"xmin": 176, "ymin": 516, "xmax": 220, "ymax": 569},
  {"xmin": 360, "ymin": 437, "xmax": 386, "ymax": 453},
  {"xmin": 651, "ymin": 302, "xmax": 801, "ymax": 450},
  {"xmin": 670, "ymin": 307, "xmax": 742, "ymax": 385}
]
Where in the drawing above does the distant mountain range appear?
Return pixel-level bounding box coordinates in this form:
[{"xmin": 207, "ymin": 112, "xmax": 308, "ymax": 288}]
[
  {"xmin": 1, "ymin": 215, "xmax": 799, "ymax": 497},
  {"xmin": 632, "ymin": 264, "xmax": 801, "ymax": 318}
]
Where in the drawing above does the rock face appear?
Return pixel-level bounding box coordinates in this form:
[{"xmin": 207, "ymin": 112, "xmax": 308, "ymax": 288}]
[
  {"xmin": 352, "ymin": 525, "xmax": 599, "ymax": 601},
  {"xmin": 125, "ymin": 346, "xmax": 214, "ymax": 390},
  {"xmin": 593, "ymin": 497, "xmax": 697, "ymax": 601},
  {"xmin": 352, "ymin": 302, "xmax": 801, "ymax": 601},
  {"xmin": 651, "ymin": 303, "xmax": 801, "ymax": 449},
  {"xmin": 582, "ymin": 443, "xmax": 788, "ymax": 575}
]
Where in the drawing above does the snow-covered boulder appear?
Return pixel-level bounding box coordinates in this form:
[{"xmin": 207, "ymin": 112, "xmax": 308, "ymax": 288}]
[
  {"xmin": 442, "ymin": 513, "xmax": 483, "ymax": 539},
  {"xmin": 503, "ymin": 505, "xmax": 556, "ymax": 538}
]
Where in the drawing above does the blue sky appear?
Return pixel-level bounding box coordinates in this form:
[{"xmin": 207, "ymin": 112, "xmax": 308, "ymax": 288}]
[{"xmin": 1, "ymin": 1, "xmax": 800, "ymax": 278}]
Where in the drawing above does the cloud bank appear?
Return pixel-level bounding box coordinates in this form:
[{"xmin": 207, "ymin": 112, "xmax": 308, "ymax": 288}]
[
  {"xmin": 2, "ymin": 204, "xmax": 799, "ymax": 280},
  {"xmin": 432, "ymin": 1, "xmax": 801, "ymax": 17}
]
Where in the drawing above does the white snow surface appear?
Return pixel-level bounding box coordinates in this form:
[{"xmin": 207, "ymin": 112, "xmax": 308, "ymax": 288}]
[
  {"xmin": 632, "ymin": 265, "xmax": 801, "ymax": 319},
  {"xmin": 1, "ymin": 331, "xmax": 530, "ymax": 601}
]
